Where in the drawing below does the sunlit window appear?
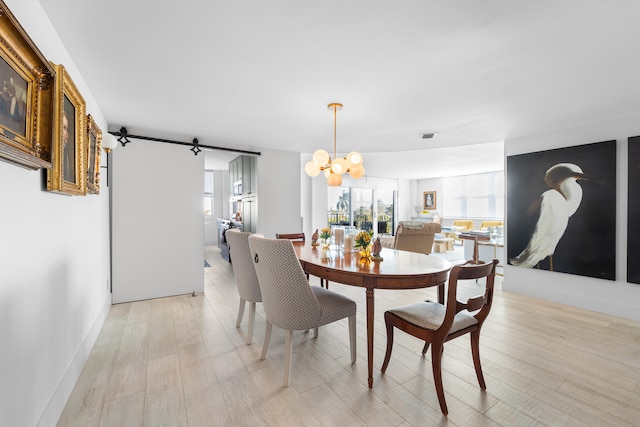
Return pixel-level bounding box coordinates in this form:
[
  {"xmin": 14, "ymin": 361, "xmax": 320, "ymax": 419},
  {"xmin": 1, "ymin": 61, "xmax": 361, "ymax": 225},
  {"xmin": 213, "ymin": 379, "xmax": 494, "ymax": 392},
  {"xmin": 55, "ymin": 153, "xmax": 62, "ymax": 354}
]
[
  {"xmin": 327, "ymin": 186, "xmax": 395, "ymax": 234},
  {"xmin": 443, "ymin": 171, "xmax": 503, "ymax": 218}
]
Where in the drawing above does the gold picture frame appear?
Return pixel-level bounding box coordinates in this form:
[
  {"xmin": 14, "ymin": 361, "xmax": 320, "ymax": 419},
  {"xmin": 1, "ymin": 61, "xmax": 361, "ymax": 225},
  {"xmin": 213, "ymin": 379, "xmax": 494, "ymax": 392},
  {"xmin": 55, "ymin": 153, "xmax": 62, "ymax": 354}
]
[
  {"xmin": 423, "ymin": 191, "xmax": 436, "ymax": 210},
  {"xmin": 47, "ymin": 63, "xmax": 86, "ymax": 195},
  {"xmin": 0, "ymin": 1, "xmax": 54, "ymax": 170},
  {"xmin": 86, "ymin": 114, "xmax": 101, "ymax": 194}
]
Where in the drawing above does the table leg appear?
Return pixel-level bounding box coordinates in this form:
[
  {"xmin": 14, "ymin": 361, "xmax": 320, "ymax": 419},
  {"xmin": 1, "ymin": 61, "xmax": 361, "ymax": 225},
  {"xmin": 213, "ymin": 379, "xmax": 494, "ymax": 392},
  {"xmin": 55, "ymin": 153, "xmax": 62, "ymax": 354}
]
[
  {"xmin": 473, "ymin": 238, "xmax": 479, "ymax": 263},
  {"xmin": 366, "ymin": 287, "xmax": 374, "ymax": 388}
]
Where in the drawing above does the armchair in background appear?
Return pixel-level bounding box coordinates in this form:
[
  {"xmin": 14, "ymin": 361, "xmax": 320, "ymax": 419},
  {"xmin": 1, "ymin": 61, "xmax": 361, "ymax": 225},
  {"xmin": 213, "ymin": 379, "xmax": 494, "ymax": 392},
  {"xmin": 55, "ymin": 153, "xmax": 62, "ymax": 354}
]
[
  {"xmin": 381, "ymin": 221, "xmax": 442, "ymax": 255},
  {"xmin": 480, "ymin": 220, "xmax": 503, "ymax": 229},
  {"xmin": 448, "ymin": 219, "xmax": 474, "ymax": 245}
]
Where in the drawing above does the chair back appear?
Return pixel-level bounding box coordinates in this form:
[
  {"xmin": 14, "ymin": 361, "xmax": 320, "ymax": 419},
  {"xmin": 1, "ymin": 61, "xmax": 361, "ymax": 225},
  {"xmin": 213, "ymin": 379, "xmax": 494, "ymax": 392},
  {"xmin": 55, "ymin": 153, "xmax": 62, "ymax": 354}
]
[
  {"xmin": 393, "ymin": 221, "xmax": 441, "ymax": 254},
  {"xmin": 440, "ymin": 259, "xmax": 498, "ymax": 334},
  {"xmin": 275, "ymin": 232, "xmax": 305, "ymax": 242},
  {"xmin": 248, "ymin": 236, "xmax": 322, "ymax": 330},
  {"xmin": 226, "ymin": 229, "xmax": 262, "ymax": 303},
  {"xmin": 480, "ymin": 220, "xmax": 503, "ymax": 229},
  {"xmin": 452, "ymin": 220, "xmax": 474, "ymax": 231}
]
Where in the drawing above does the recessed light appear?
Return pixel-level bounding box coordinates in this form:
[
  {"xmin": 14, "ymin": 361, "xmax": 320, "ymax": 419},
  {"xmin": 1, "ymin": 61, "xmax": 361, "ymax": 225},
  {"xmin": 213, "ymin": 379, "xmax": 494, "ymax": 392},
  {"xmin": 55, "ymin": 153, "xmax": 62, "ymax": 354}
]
[{"xmin": 421, "ymin": 133, "xmax": 438, "ymax": 139}]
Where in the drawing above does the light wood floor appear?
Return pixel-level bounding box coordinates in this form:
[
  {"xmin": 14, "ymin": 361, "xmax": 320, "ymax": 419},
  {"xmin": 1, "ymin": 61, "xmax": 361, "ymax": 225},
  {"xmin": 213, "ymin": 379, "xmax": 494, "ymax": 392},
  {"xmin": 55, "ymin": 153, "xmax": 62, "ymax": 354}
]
[{"xmin": 57, "ymin": 245, "xmax": 640, "ymax": 426}]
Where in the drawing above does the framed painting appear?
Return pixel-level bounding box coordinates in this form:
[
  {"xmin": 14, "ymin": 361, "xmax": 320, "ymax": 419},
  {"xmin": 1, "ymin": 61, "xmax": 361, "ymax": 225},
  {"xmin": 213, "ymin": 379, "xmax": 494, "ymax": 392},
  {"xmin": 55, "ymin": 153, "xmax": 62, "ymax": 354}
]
[
  {"xmin": 86, "ymin": 114, "xmax": 101, "ymax": 194},
  {"xmin": 423, "ymin": 191, "xmax": 436, "ymax": 210},
  {"xmin": 506, "ymin": 140, "xmax": 616, "ymax": 280},
  {"xmin": 0, "ymin": 1, "xmax": 54, "ymax": 169},
  {"xmin": 47, "ymin": 63, "xmax": 86, "ymax": 195}
]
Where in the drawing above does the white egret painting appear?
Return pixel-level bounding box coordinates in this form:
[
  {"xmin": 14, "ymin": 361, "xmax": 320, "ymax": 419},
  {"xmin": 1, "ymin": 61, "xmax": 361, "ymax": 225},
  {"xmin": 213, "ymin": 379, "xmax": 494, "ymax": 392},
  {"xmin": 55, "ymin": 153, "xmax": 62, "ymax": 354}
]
[{"xmin": 507, "ymin": 140, "xmax": 616, "ymax": 280}]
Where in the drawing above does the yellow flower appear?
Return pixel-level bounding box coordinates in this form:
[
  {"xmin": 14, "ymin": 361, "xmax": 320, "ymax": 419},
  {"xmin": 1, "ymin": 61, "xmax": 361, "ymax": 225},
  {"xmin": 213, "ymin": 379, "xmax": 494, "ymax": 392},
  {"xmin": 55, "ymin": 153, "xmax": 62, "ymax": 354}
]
[
  {"xmin": 354, "ymin": 230, "xmax": 372, "ymax": 248},
  {"xmin": 320, "ymin": 227, "xmax": 331, "ymax": 240}
]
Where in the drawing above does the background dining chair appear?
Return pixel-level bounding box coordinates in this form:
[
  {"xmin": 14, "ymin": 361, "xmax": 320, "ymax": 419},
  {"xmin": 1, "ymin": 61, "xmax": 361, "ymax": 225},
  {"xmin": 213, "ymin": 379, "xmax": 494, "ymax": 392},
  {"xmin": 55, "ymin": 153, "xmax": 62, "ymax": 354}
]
[
  {"xmin": 275, "ymin": 232, "xmax": 305, "ymax": 242},
  {"xmin": 248, "ymin": 235, "xmax": 357, "ymax": 387},
  {"xmin": 381, "ymin": 259, "xmax": 498, "ymax": 415},
  {"xmin": 226, "ymin": 229, "xmax": 263, "ymax": 345}
]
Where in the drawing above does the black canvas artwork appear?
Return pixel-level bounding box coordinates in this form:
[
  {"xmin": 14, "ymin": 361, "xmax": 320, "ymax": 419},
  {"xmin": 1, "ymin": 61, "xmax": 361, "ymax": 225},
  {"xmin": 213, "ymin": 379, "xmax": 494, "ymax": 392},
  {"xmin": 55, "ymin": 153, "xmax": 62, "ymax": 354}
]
[
  {"xmin": 507, "ymin": 140, "xmax": 616, "ymax": 280},
  {"xmin": 628, "ymin": 136, "xmax": 640, "ymax": 284}
]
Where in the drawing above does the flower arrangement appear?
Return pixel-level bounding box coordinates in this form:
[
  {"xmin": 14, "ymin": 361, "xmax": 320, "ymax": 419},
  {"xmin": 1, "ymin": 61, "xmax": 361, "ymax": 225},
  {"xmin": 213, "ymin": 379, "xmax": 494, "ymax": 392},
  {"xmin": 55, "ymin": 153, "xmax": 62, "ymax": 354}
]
[
  {"xmin": 320, "ymin": 227, "xmax": 331, "ymax": 249},
  {"xmin": 355, "ymin": 230, "xmax": 374, "ymax": 265},
  {"xmin": 354, "ymin": 230, "xmax": 373, "ymax": 249},
  {"xmin": 320, "ymin": 227, "xmax": 331, "ymax": 240}
]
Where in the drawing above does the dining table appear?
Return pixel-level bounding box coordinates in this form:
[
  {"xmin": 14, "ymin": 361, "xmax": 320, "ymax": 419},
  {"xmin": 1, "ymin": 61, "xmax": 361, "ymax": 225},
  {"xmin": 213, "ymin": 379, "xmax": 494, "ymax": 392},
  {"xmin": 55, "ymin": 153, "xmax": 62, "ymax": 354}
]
[{"xmin": 293, "ymin": 243, "xmax": 451, "ymax": 388}]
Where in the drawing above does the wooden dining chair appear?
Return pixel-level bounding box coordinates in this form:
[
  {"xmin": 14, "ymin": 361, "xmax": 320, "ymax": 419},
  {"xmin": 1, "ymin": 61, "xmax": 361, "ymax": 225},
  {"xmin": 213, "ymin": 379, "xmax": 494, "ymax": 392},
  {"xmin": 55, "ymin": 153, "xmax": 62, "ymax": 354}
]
[
  {"xmin": 275, "ymin": 232, "xmax": 305, "ymax": 242},
  {"xmin": 248, "ymin": 235, "xmax": 356, "ymax": 387},
  {"xmin": 225, "ymin": 229, "xmax": 263, "ymax": 345},
  {"xmin": 381, "ymin": 259, "xmax": 498, "ymax": 415}
]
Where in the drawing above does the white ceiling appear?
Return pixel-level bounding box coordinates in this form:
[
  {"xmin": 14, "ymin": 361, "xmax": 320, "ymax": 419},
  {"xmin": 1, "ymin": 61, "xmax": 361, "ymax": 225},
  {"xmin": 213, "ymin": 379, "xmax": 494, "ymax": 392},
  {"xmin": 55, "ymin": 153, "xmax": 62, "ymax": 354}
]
[{"xmin": 37, "ymin": 0, "xmax": 640, "ymax": 179}]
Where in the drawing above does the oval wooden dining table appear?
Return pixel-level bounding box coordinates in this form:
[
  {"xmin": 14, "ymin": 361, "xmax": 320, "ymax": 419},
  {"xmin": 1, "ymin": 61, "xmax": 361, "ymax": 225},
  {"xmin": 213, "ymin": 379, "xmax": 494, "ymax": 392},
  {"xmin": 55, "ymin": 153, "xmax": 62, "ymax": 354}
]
[{"xmin": 293, "ymin": 243, "xmax": 452, "ymax": 388}]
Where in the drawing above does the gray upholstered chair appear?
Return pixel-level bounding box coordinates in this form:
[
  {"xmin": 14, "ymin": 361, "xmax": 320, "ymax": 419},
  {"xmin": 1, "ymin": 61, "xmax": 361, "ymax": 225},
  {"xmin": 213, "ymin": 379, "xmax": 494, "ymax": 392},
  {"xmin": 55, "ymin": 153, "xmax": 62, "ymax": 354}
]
[
  {"xmin": 248, "ymin": 235, "xmax": 357, "ymax": 387},
  {"xmin": 381, "ymin": 259, "xmax": 498, "ymax": 415},
  {"xmin": 382, "ymin": 221, "xmax": 442, "ymax": 254},
  {"xmin": 226, "ymin": 229, "xmax": 263, "ymax": 345}
]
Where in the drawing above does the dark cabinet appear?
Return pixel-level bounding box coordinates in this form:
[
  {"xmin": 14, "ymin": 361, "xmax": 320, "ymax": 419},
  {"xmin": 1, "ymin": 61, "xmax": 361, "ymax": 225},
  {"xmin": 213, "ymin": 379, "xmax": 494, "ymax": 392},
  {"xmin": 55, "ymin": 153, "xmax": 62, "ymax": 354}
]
[
  {"xmin": 242, "ymin": 198, "xmax": 257, "ymax": 233},
  {"xmin": 229, "ymin": 155, "xmax": 256, "ymax": 197},
  {"xmin": 228, "ymin": 155, "xmax": 258, "ymax": 234},
  {"xmin": 242, "ymin": 156, "xmax": 256, "ymax": 196}
]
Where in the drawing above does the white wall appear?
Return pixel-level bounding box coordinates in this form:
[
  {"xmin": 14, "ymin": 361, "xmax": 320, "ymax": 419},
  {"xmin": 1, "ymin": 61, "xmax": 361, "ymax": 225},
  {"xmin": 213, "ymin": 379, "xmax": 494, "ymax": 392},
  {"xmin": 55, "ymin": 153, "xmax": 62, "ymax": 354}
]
[
  {"xmin": 111, "ymin": 140, "xmax": 204, "ymax": 303},
  {"xmin": 256, "ymin": 148, "xmax": 302, "ymax": 238},
  {"xmin": 0, "ymin": 1, "xmax": 111, "ymax": 426},
  {"xmin": 504, "ymin": 114, "xmax": 640, "ymax": 322}
]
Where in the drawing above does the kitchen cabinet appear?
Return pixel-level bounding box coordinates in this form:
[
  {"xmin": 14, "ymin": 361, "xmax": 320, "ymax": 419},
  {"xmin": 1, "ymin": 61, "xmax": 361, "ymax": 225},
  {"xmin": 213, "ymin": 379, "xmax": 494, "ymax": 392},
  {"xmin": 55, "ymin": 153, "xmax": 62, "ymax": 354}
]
[
  {"xmin": 242, "ymin": 197, "xmax": 258, "ymax": 233},
  {"xmin": 242, "ymin": 155, "xmax": 256, "ymax": 196},
  {"xmin": 229, "ymin": 155, "xmax": 256, "ymax": 198}
]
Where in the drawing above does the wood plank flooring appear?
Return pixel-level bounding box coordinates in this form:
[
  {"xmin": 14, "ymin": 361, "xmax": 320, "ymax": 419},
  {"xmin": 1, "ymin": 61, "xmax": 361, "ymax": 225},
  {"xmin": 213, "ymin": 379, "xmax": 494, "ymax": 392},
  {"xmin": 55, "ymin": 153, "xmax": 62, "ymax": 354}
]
[{"xmin": 57, "ymin": 245, "xmax": 640, "ymax": 426}]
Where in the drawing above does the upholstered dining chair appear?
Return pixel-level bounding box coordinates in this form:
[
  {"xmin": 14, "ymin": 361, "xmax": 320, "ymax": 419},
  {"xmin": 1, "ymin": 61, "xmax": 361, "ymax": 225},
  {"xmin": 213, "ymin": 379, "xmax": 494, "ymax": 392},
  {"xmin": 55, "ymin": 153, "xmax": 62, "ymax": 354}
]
[
  {"xmin": 225, "ymin": 229, "xmax": 263, "ymax": 345},
  {"xmin": 381, "ymin": 259, "xmax": 498, "ymax": 415},
  {"xmin": 248, "ymin": 235, "xmax": 357, "ymax": 387},
  {"xmin": 276, "ymin": 232, "xmax": 329, "ymax": 288}
]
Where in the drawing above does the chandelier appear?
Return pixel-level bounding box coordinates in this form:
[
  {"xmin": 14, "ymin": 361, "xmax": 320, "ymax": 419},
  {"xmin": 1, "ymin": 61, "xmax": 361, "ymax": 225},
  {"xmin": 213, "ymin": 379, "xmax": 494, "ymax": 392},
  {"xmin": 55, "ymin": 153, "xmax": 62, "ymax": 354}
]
[{"xmin": 304, "ymin": 103, "xmax": 365, "ymax": 186}]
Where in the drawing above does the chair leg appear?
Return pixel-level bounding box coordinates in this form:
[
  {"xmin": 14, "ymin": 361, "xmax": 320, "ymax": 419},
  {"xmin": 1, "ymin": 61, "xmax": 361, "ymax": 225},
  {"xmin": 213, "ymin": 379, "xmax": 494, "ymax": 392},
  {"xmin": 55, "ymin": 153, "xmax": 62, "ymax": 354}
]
[
  {"xmin": 283, "ymin": 330, "xmax": 294, "ymax": 387},
  {"xmin": 471, "ymin": 330, "xmax": 486, "ymax": 389},
  {"xmin": 348, "ymin": 315, "xmax": 356, "ymax": 363},
  {"xmin": 260, "ymin": 321, "xmax": 272, "ymax": 360},
  {"xmin": 422, "ymin": 341, "xmax": 430, "ymax": 355},
  {"xmin": 431, "ymin": 343, "xmax": 448, "ymax": 416},
  {"xmin": 381, "ymin": 313, "xmax": 395, "ymax": 373},
  {"xmin": 246, "ymin": 302, "xmax": 256, "ymax": 345},
  {"xmin": 236, "ymin": 298, "xmax": 246, "ymax": 328},
  {"xmin": 312, "ymin": 327, "xmax": 319, "ymax": 338}
]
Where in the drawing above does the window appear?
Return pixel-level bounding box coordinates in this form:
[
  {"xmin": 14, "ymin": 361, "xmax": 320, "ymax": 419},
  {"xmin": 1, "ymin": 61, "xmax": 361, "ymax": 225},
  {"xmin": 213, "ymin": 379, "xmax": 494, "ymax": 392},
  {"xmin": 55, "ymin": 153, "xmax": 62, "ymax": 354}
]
[
  {"xmin": 443, "ymin": 171, "xmax": 503, "ymax": 218},
  {"xmin": 203, "ymin": 170, "xmax": 214, "ymax": 216},
  {"xmin": 327, "ymin": 186, "xmax": 396, "ymax": 234}
]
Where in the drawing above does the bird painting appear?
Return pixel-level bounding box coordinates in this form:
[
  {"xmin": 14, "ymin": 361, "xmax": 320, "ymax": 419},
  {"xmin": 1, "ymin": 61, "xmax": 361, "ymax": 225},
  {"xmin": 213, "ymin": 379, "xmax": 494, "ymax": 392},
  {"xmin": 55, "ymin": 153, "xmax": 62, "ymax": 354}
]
[{"xmin": 510, "ymin": 163, "xmax": 604, "ymax": 270}]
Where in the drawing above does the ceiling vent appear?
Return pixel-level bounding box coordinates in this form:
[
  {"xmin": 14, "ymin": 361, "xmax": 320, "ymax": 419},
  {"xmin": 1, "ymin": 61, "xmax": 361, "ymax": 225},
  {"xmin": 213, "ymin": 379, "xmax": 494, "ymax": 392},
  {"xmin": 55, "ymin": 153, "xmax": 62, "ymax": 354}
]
[{"xmin": 421, "ymin": 133, "xmax": 437, "ymax": 139}]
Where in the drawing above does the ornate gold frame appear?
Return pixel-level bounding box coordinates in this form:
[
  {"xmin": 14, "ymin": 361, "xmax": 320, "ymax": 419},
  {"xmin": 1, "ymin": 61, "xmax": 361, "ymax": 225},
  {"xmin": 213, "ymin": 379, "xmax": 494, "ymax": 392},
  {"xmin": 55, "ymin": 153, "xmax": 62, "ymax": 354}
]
[
  {"xmin": 86, "ymin": 114, "xmax": 101, "ymax": 194},
  {"xmin": 423, "ymin": 191, "xmax": 437, "ymax": 210},
  {"xmin": 47, "ymin": 62, "xmax": 86, "ymax": 195},
  {"xmin": 0, "ymin": 1, "xmax": 54, "ymax": 170}
]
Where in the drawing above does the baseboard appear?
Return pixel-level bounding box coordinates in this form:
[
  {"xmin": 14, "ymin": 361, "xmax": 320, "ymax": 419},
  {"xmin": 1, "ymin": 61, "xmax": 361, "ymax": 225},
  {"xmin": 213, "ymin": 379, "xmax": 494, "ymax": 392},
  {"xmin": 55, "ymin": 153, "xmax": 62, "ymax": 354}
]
[{"xmin": 36, "ymin": 294, "xmax": 112, "ymax": 427}]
